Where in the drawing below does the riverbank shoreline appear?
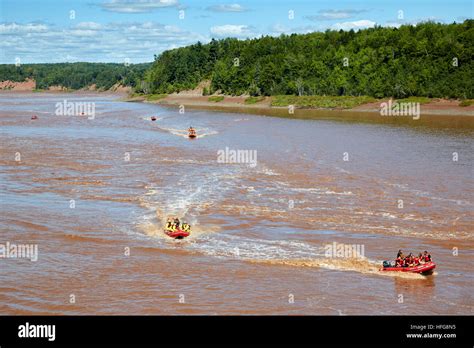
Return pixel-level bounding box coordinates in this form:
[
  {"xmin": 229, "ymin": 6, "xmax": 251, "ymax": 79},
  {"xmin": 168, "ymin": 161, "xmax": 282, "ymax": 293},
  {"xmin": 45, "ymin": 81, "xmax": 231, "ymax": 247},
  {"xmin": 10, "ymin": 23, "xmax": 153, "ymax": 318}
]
[
  {"xmin": 3, "ymin": 90, "xmax": 473, "ymax": 116},
  {"xmin": 127, "ymin": 94, "xmax": 474, "ymax": 129},
  {"xmin": 128, "ymin": 94, "xmax": 474, "ymax": 115}
]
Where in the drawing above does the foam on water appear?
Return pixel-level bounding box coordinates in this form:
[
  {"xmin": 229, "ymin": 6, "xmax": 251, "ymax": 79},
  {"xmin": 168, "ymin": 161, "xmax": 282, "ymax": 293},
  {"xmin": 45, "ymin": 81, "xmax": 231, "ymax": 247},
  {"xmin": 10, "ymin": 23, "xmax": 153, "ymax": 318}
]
[
  {"xmin": 135, "ymin": 221, "xmax": 429, "ymax": 280},
  {"xmin": 153, "ymin": 125, "xmax": 218, "ymax": 139},
  {"xmin": 251, "ymin": 258, "xmax": 427, "ymax": 279}
]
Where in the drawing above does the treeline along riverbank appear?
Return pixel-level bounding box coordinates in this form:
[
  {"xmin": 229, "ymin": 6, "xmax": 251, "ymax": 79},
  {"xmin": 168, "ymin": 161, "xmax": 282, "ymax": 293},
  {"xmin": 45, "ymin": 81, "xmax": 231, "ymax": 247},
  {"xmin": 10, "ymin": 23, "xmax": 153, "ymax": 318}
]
[{"xmin": 1, "ymin": 20, "xmax": 472, "ymax": 101}]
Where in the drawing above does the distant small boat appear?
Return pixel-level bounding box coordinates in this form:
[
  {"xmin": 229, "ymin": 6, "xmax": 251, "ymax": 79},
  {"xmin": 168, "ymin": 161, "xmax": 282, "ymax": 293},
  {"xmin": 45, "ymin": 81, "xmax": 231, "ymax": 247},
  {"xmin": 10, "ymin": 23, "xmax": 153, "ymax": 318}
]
[
  {"xmin": 31, "ymin": 115, "xmax": 38, "ymax": 120},
  {"xmin": 151, "ymin": 116, "xmax": 157, "ymax": 121}
]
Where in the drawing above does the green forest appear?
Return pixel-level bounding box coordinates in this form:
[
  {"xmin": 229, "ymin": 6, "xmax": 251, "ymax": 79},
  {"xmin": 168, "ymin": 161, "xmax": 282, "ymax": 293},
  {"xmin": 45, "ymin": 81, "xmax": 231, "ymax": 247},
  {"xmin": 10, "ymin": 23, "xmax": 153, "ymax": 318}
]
[
  {"xmin": 0, "ymin": 62, "xmax": 150, "ymax": 90},
  {"xmin": 143, "ymin": 20, "xmax": 473, "ymax": 99},
  {"xmin": 0, "ymin": 20, "xmax": 472, "ymax": 98}
]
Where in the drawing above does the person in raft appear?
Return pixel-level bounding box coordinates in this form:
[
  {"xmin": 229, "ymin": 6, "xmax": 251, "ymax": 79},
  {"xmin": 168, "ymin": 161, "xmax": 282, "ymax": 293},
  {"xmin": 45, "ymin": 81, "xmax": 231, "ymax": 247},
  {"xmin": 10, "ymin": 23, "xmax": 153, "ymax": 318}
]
[
  {"xmin": 395, "ymin": 250, "xmax": 404, "ymax": 267},
  {"xmin": 181, "ymin": 222, "xmax": 191, "ymax": 233},
  {"xmin": 393, "ymin": 250, "xmax": 432, "ymax": 267},
  {"xmin": 173, "ymin": 217, "xmax": 181, "ymax": 230},
  {"xmin": 413, "ymin": 253, "xmax": 421, "ymax": 266},
  {"xmin": 165, "ymin": 218, "xmax": 176, "ymax": 232},
  {"xmin": 422, "ymin": 250, "xmax": 432, "ymax": 262}
]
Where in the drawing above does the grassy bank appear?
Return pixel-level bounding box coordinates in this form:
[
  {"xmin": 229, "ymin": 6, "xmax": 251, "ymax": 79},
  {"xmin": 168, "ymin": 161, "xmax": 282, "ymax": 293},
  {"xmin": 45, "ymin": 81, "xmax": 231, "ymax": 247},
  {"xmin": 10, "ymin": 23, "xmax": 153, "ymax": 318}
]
[
  {"xmin": 459, "ymin": 99, "xmax": 474, "ymax": 107},
  {"xmin": 145, "ymin": 93, "xmax": 167, "ymax": 101},
  {"xmin": 245, "ymin": 96, "xmax": 266, "ymax": 104},
  {"xmin": 393, "ymin": 97, "xmax": 432, "ymax": 104},
  {"xmin": 271, "ymin": 95, "xmax": 377, "ymax": 109},
  {"xmin": 208, "ymin": 96, "xmax": 224, "ymax": 102}
]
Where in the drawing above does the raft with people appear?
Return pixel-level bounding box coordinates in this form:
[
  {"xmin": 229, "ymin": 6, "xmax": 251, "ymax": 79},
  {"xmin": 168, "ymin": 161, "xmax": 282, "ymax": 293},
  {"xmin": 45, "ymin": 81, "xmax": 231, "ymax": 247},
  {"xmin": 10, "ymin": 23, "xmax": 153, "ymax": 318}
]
[
  {"xmin": 188, "ymin": 127, "xmax": 197, "ymax": 138},
  {"xmin": 164, "ymin": 217, "xmax": 191, "ymax": 239},
  {"xmin": 380, "ymin": 250, "xmax": 436, "ymax": 275}
]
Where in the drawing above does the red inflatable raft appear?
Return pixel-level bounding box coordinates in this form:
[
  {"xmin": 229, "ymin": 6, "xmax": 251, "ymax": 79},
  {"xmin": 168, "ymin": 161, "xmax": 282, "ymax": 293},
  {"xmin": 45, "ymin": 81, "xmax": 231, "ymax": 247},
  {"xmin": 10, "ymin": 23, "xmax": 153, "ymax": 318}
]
[
  {"xmin": 164, "ymin": 229, "xmax": 190, "ymax": 239},
  {"xmin": 380, "ymin": 261, "xmax": 436, "ymax": 275}
]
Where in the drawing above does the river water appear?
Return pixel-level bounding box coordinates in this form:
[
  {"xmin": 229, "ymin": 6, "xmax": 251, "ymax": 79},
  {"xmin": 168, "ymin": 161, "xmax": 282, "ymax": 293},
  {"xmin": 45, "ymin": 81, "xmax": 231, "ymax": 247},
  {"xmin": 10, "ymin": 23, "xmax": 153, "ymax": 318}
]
[{"xmin": 0, "ymin": 93, "xmax": 472, "ymax": 315}]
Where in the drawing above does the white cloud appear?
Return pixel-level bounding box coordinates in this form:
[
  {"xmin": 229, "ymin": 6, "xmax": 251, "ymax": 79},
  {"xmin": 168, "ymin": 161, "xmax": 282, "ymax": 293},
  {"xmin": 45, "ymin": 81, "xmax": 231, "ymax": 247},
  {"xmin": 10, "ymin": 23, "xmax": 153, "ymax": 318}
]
[
  {"xmin": 206, "ymin": 4, "xmax": 247, "ymax": 12},
  {"xmin": 0, "ymin": 21, "xmax": 208, "ymax": 63},
  {"xmin": 75, "ymin": 22, "xmax": 103, "ymax": 30},
  {"xmin": 332, "ymin": 19, "xmax": 376, "ymax": 31},
  {"xmin": 0, "ymin": 23, "xmax": 48, "ymax": 34},
  {"xmin": 100, "ymin": 0, "xmax": 179, "ymax": 13},
  {"xmin": 69, "ymin": 29, "xmax": 101, "ymax": 37},
  {"xmin": 210, "ymin": 24, "xmax": 254, "ymax": 37},
  {"xmin": 306, "ymin": 9, "xmax": 368, "ymax": 21}
]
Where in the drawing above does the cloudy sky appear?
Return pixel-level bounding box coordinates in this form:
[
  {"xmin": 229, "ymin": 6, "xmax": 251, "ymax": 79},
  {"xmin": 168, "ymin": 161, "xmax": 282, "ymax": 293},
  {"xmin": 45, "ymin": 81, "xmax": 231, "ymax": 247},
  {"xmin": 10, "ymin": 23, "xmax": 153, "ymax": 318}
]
[{"xmin": 0, "ymin": 0, "xmax": 472, "ymax": 64}]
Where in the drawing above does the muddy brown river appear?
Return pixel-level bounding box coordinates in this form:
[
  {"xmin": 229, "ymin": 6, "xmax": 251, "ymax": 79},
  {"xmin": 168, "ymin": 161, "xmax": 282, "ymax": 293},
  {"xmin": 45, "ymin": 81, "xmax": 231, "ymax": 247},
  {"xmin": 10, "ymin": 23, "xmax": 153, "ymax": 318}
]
[{"xmin": 0, "ymin": 93, "xmax": 472, "ymax": 315}]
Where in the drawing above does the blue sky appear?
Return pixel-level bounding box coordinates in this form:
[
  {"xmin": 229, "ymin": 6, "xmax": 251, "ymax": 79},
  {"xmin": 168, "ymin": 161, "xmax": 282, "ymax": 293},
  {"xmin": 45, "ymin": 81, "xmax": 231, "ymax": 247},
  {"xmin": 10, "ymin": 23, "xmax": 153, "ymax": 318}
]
[{"xmin": 0, "ymin": 0, "xmax": 472, "ymax": 64}]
